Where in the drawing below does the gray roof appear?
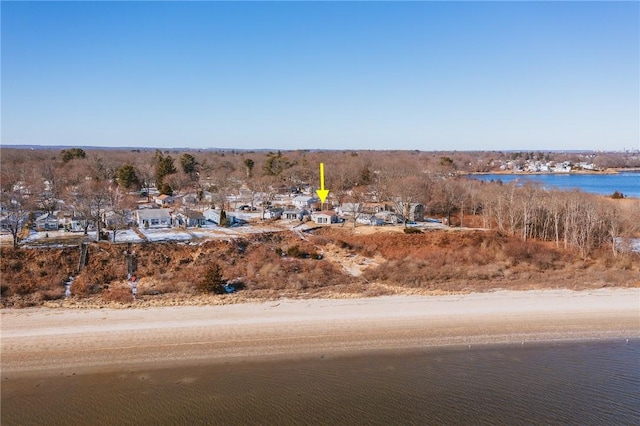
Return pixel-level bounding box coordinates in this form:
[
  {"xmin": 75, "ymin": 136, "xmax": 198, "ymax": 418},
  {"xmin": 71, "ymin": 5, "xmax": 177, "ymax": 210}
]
[{"xmin": 137, "ymin": 209, "xmax": 171, "ymax": 220}]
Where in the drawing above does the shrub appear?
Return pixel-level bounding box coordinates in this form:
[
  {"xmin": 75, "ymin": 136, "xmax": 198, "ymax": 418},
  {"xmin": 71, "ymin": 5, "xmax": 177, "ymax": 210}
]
[
  {"xmin": 41, "ymin": 287, "xmax": 65, "ymax": 301},
  {"xmin": 70, "ymin": 274, "xmax": 99, "ymax": 296},
  {"xmin": 403, "ymin": 227, "xmax": 422, "ymax": 234},
  {"xmin": 102, "ymin": 284, "xmax": 133, "ymax": 303},
  {"xmin": 219, "ymin": 210, "xmax": 231, "ymax": 227},
  {"xmin": 12, "ymin": 279, "xmax": 36, "ymax": 296},
  {"xmin": 286, "ymin": 245, "xmax": 320, "ymax": 259},
  {"xmin": 198, "ymin": 264, "xmax": 226, "ymax": 293},
  {"xmin": 9, "ymin": 260, "xmax": 23, "ymax": 272}
]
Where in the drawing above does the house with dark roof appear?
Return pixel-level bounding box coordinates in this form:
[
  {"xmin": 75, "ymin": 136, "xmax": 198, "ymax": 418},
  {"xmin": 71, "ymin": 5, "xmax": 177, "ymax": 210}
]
[
  {"xmin": 173, "ymin": 210, "xmax": 206, "ymax": 228},
  {"xmin": 282, "ymin": 208, "xmax": 307, "ymax": 221},
  {"xmin": 34, "ymin": 212, "xmax": 60, "ymax": 231}
]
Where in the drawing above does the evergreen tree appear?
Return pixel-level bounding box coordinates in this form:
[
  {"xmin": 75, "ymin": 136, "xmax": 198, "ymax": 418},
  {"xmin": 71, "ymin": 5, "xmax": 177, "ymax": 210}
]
[
  {"xmin": 61, "ymin": 148, "xmax": 86, "ymax": 163},
  {"xmin": 159, "ymin": 183, "xmax": 173, "ymax": 196},
  {"xmin": 116, "ymin": 164, "xmax": 140, "ymax": 189},
  {"xmin": 198, "ymin": 264, "xmax": 225, "ymax": 293},
  {"xmin": 360, "ymin": 166, "xmax": 372, "ymax": 185},
  {"xmin": 243, "ymin": 158, "xmax": 255, "ymax": 178},
  {"xmin": 219, "ymin": 209, "xmax": 231, "ymax": 227},
  {"xmin": 180, "ymin": 153, "xmax": 197, "ymax": 175},
  {"xmin": 263, "ymin": 151, "xmax": 292, "ymax": 177},
  {"xmin": 154, "ymin": 150, "xmax": 177, "ymax": 188}
]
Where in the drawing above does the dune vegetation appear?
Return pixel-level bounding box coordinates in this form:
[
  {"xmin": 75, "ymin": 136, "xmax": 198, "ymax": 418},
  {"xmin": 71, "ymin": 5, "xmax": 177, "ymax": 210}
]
[{"xmin": 1, "ymin": 226, "xmax": 638, "ymax": 308}]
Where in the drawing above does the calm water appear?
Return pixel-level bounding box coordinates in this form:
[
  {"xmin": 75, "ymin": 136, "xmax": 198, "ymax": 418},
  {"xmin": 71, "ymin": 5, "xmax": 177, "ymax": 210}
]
[
  {"xmin": 470, "ymin": 171, "xmax": 640, "ymax": 198},
  {"xmin": 2, "ymin": 340, "xmax": 639, "ymax": 425}
]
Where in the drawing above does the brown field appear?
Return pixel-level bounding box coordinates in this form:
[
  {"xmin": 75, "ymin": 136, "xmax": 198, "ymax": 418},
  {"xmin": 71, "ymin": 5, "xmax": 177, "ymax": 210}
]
[{"xmin": 1, "ymin": 226, "xmax": 638, "ymax": 309}]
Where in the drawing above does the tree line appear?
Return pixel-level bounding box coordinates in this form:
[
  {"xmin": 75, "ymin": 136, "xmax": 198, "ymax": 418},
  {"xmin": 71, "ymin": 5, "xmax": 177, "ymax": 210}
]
[{"xmin": 1, "ymin": 147, "xmax": 638, "ymax": 255}]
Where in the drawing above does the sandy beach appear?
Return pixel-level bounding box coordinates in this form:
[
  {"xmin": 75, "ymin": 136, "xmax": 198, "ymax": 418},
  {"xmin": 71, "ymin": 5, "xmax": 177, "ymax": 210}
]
[{"xmin": 2, "ymin": 289, "xmax": 639, "ymax": 377}]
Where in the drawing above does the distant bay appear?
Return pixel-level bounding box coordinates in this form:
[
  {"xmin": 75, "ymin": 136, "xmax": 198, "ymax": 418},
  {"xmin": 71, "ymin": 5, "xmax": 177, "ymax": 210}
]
[{"xmin": 469, "ymin": 171, "xmax": 640, "ymax": 198}]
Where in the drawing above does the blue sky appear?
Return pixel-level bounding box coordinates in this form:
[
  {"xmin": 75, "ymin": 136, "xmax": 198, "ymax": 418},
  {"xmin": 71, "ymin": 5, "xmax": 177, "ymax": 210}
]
[{"xmin": 2, "ymin": 1, "xmax": 638, "ymax": 151}]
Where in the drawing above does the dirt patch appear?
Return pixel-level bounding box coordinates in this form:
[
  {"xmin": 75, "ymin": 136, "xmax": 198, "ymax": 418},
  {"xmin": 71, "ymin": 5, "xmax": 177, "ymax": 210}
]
[{"xmin": 318, "ymin": 243, "xmax": 384, "ymax": 277}]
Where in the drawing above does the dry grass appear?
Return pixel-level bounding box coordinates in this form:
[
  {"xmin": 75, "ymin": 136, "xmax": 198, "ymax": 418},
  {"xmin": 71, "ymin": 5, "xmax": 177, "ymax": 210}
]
[
  {"xmin": 1, "ymin": 228, "xmax": 638, "ymax": 308},
  {"xmin": 102, "ymin": 283, "xmax": 134, "ymax": 303}
]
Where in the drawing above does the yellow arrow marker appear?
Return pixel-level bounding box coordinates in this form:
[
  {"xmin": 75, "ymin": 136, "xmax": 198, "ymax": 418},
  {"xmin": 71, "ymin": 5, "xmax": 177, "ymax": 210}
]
[{"xmin": 316, "ymin": 162, "xmax": 330, "ymax": 203}]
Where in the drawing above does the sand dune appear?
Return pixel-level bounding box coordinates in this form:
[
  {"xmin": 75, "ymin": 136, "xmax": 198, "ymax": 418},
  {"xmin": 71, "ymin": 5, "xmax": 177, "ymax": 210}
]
[{"xmin": 2, "ymin": 289, "xmax": 638, "ymax": 377}]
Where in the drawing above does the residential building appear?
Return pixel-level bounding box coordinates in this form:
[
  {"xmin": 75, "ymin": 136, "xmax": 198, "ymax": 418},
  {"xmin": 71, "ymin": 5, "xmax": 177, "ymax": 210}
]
[
  {"xmin": 311, "ymin": 211, "xmax": 338, "ymax": 225},
  {"xmin": 136, "ymin": 208, "xmax": 172, "ymax": 228}
]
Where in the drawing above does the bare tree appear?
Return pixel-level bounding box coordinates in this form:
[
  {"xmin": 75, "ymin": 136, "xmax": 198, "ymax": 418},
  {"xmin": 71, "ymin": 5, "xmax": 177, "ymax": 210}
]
[
  {"xmin": 518, "ymin": 182, "xmax": 542, "ymax": 241},
  {"xmin": 431, "ymin": 177, "xmax": 462, "ymax": 226},
  {"xmin": 165, "ymin": 171, "xmax": 193, "ymax": 194},
  {"xmin": 0, "ymin": 179, "xmax": 31, "ymax": 249},
  {"xmin": 72, "ymin": 180, "xmax": 112, "ymax": 239},
  {"xmin": 108, "ymin": 186, "xmax": 135, "ymax": 243},
  {"xmin": 135, "ymin": 161, "xmax": 155, "ymax": 203},
  {"xmin": 249, "ymin": 175, "xmax": 278, "ymax": 219},
  {"xmin": 386, "ymin": 175, "xmax": 429, "ymax": 227},
  {"xmin": 341, "ymin": 186, "xmax": 368, "ymax": 228}
]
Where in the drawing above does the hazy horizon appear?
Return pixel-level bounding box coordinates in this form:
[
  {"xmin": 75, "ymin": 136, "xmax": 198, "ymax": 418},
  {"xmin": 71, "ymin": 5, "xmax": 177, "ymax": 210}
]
[
  {"xmin": 2, "ymin": 2, "xmax": 638, "ymax": 152},
  {"xmin": 2, "ymin": 143, "xmax": 639, "ymax": 155}
]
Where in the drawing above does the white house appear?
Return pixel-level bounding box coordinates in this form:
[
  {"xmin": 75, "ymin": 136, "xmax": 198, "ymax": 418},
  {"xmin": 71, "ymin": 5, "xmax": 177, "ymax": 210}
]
[
  {"xmin": 337, "ymin": 203, "xmax": 362, "ymax": 216},
  {"xmin": 282, "ymin": 208, "xmax": 307, "ymax": 221},
  {"xmin": 375, "ymin": 211, "xmax": 402, "ymax": 225},
  {"xmin": 355, "ymin": 213, "xmax": 385, "ymax": 226},
  {"xmin": 293, "ymin": 195, "xmax": 320, "ymax": 209},
  {"xmin": 136, "ymin": 208, "xmax": 172, "ymax": 228},
  {"xmin": 203, "ymin": 208, "xmax": 238, "ymax": 226},
  {"xmin": 34, "ymin": 212, "xmax": 59, "ymax": 231},
  {"xmin": 311, "ymin": 211, "xmax": 338, "ymax": 225},
  {"xmin": 264, "ymin": 207, "xmax": 284, "ymax": 219},
  {"xmin": 173, "ymin": 210, "xmax": 206, "ymax": 228}
]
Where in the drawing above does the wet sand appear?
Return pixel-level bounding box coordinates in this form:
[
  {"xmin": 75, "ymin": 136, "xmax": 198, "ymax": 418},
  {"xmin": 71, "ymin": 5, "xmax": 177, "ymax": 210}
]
[{"xmin": 2, "ymin": 289, "xmax": 639, "ymax": 377}]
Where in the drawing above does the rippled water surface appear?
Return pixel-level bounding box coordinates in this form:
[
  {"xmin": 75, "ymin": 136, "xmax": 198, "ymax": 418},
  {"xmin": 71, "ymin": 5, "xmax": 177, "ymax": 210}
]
[
  {"xmin": 2, "ymin": 340, "xmax": 639, "ymax": 425},
  {"xmin": 470, "ymin": 172, "xmax": 640, "ymax": 198}
]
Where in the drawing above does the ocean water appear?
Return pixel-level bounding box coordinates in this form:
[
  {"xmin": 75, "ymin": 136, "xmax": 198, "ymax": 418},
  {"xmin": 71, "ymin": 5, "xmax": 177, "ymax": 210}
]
[
  {"xmin": 470, "ymin": 171, "xmax": 640, "ymax": 198},
  {"xmin": 2, "ymin": 339, "xmax": 638, "ymax": 425}
]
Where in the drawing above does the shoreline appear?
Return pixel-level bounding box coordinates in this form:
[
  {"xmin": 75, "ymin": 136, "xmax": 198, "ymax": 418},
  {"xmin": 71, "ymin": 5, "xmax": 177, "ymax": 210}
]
[
  {"xmin": 464, "ymin": 168, "xmax": 632, "ymax": 175},
  {"xmin": 2, "ymin": 289, "xmax": 639, "ymax": 378}
]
